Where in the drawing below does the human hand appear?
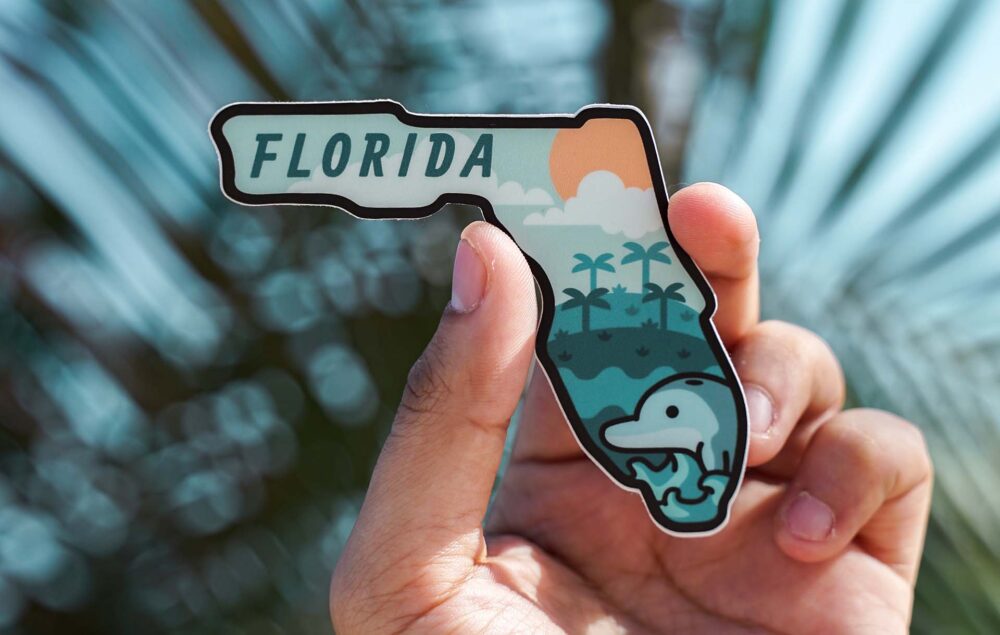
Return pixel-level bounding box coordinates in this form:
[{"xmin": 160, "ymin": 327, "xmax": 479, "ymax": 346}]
[{"xmin": 330, "ymin": 183, "xmax": 933, "ymax": 634}]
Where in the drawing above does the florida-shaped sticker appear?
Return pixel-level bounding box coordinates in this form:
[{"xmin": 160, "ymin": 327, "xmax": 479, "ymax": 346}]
[{"xmin": 210, "ymin": 101, "xmax": 748, "ymax": 536}]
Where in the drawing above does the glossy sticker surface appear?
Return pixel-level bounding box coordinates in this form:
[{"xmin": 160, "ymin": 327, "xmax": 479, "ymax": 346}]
[{"xmin": 210, "ymin": 101, "xmax": 748, "ymax": 536}]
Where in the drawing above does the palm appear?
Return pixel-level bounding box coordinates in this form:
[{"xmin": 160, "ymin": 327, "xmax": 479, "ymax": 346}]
[
  {"xmin": 480, "ymin": 452, "xmax": 912, "ymax": 634},
  {"xmin": 332, "ymin": 197, "xmax": 930, "ymax": 635}
]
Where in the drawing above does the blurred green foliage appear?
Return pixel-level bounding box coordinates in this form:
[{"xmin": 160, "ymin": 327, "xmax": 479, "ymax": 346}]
[{"xmin": 0, "ymin": 1, "xmax": 997, "ymax": 633}]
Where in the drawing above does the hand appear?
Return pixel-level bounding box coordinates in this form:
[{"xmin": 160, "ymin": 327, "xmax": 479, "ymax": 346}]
[{"xmin": 330, "ymin": 184, "xmax": 933, "ymax": 634}]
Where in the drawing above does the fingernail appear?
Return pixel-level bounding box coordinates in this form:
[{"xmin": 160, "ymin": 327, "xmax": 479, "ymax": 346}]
[
  {"xmin": 783, "ymin": 491, "xmax": 835, "ymax": 542},
  {"xmin": 450, "ymin": 238, "xmax": 486, "ymax": 313},
  {"xmin": 744, "ymin": 384, "xmax": 774, "ymax": 436}
]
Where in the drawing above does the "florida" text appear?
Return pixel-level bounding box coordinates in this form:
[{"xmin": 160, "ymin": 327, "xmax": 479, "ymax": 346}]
[{"xmin": 250, "ymin": 132, "xmax": 493, "ymax": 179}]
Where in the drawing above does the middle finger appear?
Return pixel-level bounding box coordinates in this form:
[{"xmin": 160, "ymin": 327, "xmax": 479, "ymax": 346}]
[{"xmin": 731, "ymin": 320, "xmax": 846, "ymax": 476}]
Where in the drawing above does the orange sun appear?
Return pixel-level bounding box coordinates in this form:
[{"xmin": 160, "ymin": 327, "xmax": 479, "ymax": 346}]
[{"xmin": 549, "ymin": 118, "xmax": 653, "ymax": 201}]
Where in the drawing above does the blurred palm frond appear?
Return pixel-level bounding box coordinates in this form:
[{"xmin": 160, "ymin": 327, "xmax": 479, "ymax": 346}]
[
  {"xmin": 668, "ymin": 0, "xmax": 1000, "ymax": 632},
  {"xmin": 0, "ymin": 0, "xmax": 998, "ymax": 633}
]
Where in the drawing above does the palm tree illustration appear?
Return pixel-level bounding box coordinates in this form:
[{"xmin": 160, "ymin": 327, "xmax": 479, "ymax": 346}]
[
  {"xmin": 642, "ymin": 282, "xmax": 685, "ymax": 331},
  {"xmin": 621, "ymin": 241, "xmax": 671, "ymax": 288},
  {"xmin": 572, "ymin": 253, "xmax": 616, "ymax": 291},
  {"xmin": 562, "ymin": 287, "xmax": 611, "ymax": 333}
]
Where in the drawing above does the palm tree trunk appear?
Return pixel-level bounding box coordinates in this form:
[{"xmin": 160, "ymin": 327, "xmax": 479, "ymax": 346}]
[
  {"xmin": 590, "ymin": 269, "xmax": 597, "ymax": 291},
  {"xmin": 660, "ymin": 299, "xmax": 667, "ymax": 331},
  {"xmin": 582, "ymin": 306, "xmax": 590, "ymax": 332},
  {"xmin": 642, "ymin": 260, "xmax": 650, "ymax": 288}
]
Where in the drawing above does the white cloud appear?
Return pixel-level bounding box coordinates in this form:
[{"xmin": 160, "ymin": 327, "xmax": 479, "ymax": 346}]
[
  {"xmin": 287, "ymin": 132, "xmax": 552, "ymax": 208},
  {"xmin": 523, "ymin": 170, "xmax": 662, "ymax": 239},
  {"xmin": 493, "ymin": 179, "xmax": 552, "ymax": 205}
]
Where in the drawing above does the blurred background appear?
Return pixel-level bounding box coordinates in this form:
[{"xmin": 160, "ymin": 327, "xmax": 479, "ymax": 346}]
[{"xmin": 0, "ymin": 0, "xmax": 997, "ymax": 632}]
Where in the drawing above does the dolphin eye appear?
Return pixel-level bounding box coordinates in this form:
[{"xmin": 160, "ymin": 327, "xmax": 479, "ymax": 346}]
[{"xmin": 665, "ymin": 405, "xmax": 679, "ymax": 418}]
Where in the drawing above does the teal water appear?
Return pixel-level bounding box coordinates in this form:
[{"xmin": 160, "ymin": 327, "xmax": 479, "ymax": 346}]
[
  {"xmin": 629, "ymin": 454, "xmax": 731, "ymax": 524},
  {"xmin": 557, "ymin": 365, "xmax": 676, "ymax": 419},
  {"xmin": 555, "ymin": 363, "xmax": 726, "ymax": 420}
]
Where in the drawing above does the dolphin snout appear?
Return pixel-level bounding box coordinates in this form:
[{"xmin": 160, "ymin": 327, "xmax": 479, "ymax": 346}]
[{"xmin": 602, "ymin": 419, "xmax": 702, "ymax": 450}]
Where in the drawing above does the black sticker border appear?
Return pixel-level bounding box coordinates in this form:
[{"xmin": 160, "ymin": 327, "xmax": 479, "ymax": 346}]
[{"xmin": 209, "ymin": 100, "xmax": 748, "ymax": 536}]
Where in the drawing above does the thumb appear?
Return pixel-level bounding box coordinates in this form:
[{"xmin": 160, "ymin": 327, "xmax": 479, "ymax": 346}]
[{"xmin": 332, "ymin": 221, "xmax": 537, "ymax": 616}]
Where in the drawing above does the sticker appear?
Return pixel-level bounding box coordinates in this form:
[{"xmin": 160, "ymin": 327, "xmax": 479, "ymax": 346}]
[{"xmin": 209, "ymin": 101, "xmax": 748, "ymax": 536}]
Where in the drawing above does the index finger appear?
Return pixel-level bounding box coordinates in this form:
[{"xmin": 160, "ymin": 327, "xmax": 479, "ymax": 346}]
[{"xmin": 668, "ymin": 182, "xmax": 760, "ymax": 346}]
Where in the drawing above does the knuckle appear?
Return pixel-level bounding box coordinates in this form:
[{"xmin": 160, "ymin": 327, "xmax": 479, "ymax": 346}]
[
  {"xmin": 827, "ymin": 414, "xmax": 883, "ymax": 471},
  {"xmin": 855, "ymin": 408, "xmax": 933, "ymax": 478},
  {"xmin": 756, "ymin": 320, "xmax": 845, "ymax": 402},
  {"xmin": 758, "ymin": 320, "xmax": 834, "ymax": 364},
  {"xmin": 751, "ymin": 321, "xmax": 820, "ymax": 363},
  {"xmin": 394, "ymin": 336, "xmax": 511, "ymax": 441},
  {"xmin": 827, "ymin": 409, "xmax": 934, "ymax": 486},
  {"xmin": 399, "ymin": 342, "xmax": 454, "ymax": 423}
]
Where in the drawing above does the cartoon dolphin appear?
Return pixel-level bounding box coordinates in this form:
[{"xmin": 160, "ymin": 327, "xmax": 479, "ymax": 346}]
[{"xmin": 600, "ymin": 373, "xmax": 737, "ymax": 472}]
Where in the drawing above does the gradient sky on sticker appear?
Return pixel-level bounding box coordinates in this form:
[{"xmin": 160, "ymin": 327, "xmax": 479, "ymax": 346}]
[{"xmin": 549, "ymin": 118, "xmax": 653, "ymax": 201}]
